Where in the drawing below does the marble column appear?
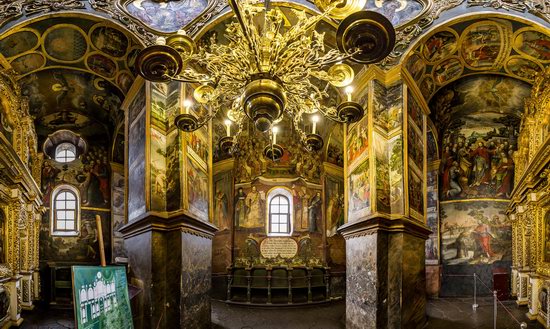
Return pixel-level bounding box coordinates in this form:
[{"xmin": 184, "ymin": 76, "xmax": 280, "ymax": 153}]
[
  {"xmin": 122, "ymin": 79, "xmax": 217, "ymax": 328},
  {"xmin": 341, "ymin": 69, "xmax": 430, "ymax": 328}
]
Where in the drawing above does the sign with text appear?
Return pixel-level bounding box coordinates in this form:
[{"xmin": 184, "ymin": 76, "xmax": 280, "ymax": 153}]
[
  {"xmin": 72, "ymin": 266, "xmax": 133, "ymax": 329},
  {"xmin": 260, "ymin": 237, "xmax": 298, "ymax": 258}
]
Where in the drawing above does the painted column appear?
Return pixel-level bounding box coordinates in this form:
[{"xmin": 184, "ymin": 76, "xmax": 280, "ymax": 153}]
[
  {"xmin": 122, "ymin": 78, "xmax": 217, "ymax": 329},
  {"xmin": 340, "ymin": 67, "xmax": 430, "ymax": 328}
]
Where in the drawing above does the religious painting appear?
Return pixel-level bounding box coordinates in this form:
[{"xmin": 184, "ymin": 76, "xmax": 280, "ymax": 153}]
[
  {"xmin": 348, "ymin": 159, "xmax": 371, "ymax": 222},
  {"xmin": 43, "ymin": 25, "xmax": 87, "ymax": 62},
  {"xmin": 407, "ymin": 92, "xmax": 423, "ymax": 130},
  {"xmin": 459, "ymin": 21, "xmax": 510, "ymax": 70},
  {"xmin": 90, "ymin": 25, "xmax": 129, "ymax": 58},
  {"xmin": 151, "ymin": 81, "xmax": 180, "ymax": 130},
  {"xmin": 373, "ymin": 81, "xmax": 402, "ymax": 133},
  {"xmin": 347, "ymin": 115, "xmax": 369, "ymax": 166},
  {"xmin": 187, "ymin": 129, "xmax": 208, "ymax": 168},
  {"xmin": 0, "ymin": 29, "xmax": 39, "ymax": 58},
  {"xmin": 426, "ymin": 169, "xmax": 439, "ymax": 264},
  {"xmin": 235, "ymin": 184, "xmax": 267, "ymax": 229},
  {"xmin": 127, "ymin": 85, "xmax": 145, "ymax": 125},
  {"xmin": 407, "ymin": 122, "xmax": 423, "ymax": 171},
  {"xmin": 166, "ymin": 129, "xmax": 182, "ymax": 211},
  {"xmin": 408, "ymin": 168, "xmax": 424, "ymax": 220},
  {"xmin": 433, "ymin": 57, "xmax": 463, "ymax": 85},
  {"xmin": 325, "ymin": 175, "xmax": 344, "ymax": 238},
  {"xmin": 326, "ymin": 125, "xmax": 344, "ymax": 167},
  {"xmin": 111, "ymin": 170, "xmax": 125, "ymax": 216},
  {"xmin": 86, "ymin": 53, "xmax": 117, "ymax": 79},
  {"xmin": 374, "ymin": 133, "xmax": 390, "ymax": 214},
  {"xmin": 419, "ymin": 75, "xmax": 435, "ymax": 99},
  {"xmin": 405, "ymin": 53, "xmax": 425, "ymax": 81},
  {"xmin": 112, "ymin": 213, "xmax": 126, "ymax": 259},
  {"xmin": 213, "ymin": 171, "xmax": 232, "ymax": 231},
  {"xmin": 505, "ymin": 56, "xmax": 543, "ymax": 82},
  {"xmin": 441, "ymin": 201, "xmax": 511, "ymax": 265},
  {"xmin": 422, "ymin": 29, "xmax": 458, "ymax": 63},
  {"xmin": 10, "ymin": 52, "xmax": 45, "ymax": 75},
  {"xmin": 389, "ymin": 135, "xmax": 404, "ymax": 214},
  {"xmin": 366, "ymin": 0, "xmax": 424, "ymax": 27},
  {"xmin": 544, "ymin": 212, "xmax": 550, "ymax": 263},
  {"xmin": 427, "ymin": 130, "xmax": 438, "ymax": 163},
  {"xmin": 291, "ymin": 182, "xmax": 314, "ymax": 232},
  {"xmin": 150, "ymin": 128, "xmax": 166, "ymax": 211},
  {"xmin": 431, "ymin": 76, "xmax": 528, "ymax": 201},
  {"xmin": 187, "ymin": 156, "xmax": 208, "ymax": 221},
  {"xmin": 125, "ymin": 0, "xmax": 210, "ymax": 33},
  {"xmin": 128, "ymin": 108, "xmax": 146, "ymax": 167},
  {"xmin": 116, "ymin": 71, "xmax": 135, "ymax": 93},
  {"xmin": 40, "ymin": 211, "xmax": 111, "ymax": 263},
  {"xmin": 0, "ymin": 210, "xmax": 4, "ymax": 264},
  {"xmin": 513, "ymin": 29, "xmax": 550, "ymax": 62}
]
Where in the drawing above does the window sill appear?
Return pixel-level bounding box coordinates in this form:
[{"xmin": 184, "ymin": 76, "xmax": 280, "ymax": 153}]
[{"xmin": 51, "ymin": 231, "xmax": 79, "ymax": 237}]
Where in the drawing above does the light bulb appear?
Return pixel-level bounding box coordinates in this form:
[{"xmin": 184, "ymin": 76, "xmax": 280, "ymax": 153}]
[
  {"xmin": 272, "ymin": 126, "xmax": 279, "ymax": 144},
  {"xmin": 183, "ymin": 99, "xmax": 193, "ymax": 113}
]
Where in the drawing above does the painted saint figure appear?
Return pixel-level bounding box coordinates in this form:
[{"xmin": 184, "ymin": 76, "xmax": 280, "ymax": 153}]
[
  {"xmin": 244, "ymin": 186, "xmax": 264, "ymax": 228},
  {"xmin": 308, "ymin": 192, "xmax": 322, "ymax": 233},
  {"xmin": 214, "ymin": 189, "xmax": 228, "ymax": 230},
  {"xmin": 473, "ymin": 223, "xmax": 495, "ymax": 258},
  {"xmin": 234, "ymin": 188, "xmax": 246, "ymax": 228}
]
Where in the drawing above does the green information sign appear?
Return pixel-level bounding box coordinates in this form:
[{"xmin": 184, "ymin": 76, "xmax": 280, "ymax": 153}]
[{"xmin": 72, "ymin": 266, "xmax": 133, "ymax": 329}]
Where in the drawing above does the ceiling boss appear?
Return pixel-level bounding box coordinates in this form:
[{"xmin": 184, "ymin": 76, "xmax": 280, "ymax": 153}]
[{"xmin": 135, "ymin": 0, "xmax": 396, "ymax": 160}]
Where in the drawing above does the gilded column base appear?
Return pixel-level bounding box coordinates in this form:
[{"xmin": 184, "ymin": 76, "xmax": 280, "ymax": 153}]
[
  {"xmin": 517, "ymin": 271, "xmax": 530, "ymax": 306},
  {"xmin": 5, "ymin": 275, "xmax": 22, "ymax": 328},
  {"xmin": 19, "ymin": 272, "xmax": 33, "ymax": 311},
  {"xmin": 339, "ymin": 217, "xmax": 431, "ymax": 329}
]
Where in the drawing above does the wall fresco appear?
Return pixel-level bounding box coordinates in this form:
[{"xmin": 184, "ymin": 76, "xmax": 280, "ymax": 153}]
[
  {"xmin": 441, "ymin": 201, "xmax": 511, "ymax": 265},
  {"xmin": 426, "ymin": 169, "xmax": 439, "ymax": 264},
  {"xmin": 187, "ymin": 157, "xmax": 208, "ymax": 221},
  {"xmin": 431, "ymin": 76, "xmax": 528, "ymax": 201},
  {"xmin": 111, "ymin": 167, "xmax": 126, "ymax": 259},
  {"xmin": 213, "ymin": 171, "xmax": 232, "ymax": 231},
  {"xmin": 366, "ymin": 0, "xmax": 424, "ymax": 27},
  {"xmin": 408, "ymin": 168, "xmax": 424, "ymax": 219},
  {"xmin": 349, "ymin": 159, "xmax": 371, "ymax": 222},
  {"xmin": 373, "ymin": 81, "xmax": 402, "ymax": 133}
]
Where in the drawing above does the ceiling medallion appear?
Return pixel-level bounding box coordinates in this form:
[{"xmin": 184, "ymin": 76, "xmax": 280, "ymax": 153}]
[{"xmin": 136, "ymin": 0, "xmax": 395, "ymax": 156}]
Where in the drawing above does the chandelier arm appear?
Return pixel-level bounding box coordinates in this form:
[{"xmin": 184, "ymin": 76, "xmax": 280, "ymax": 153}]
[
  {"xmin": 228, "ymin": 0, "xmax": 262, "ymax": 72},
  {"xmin": 318, "ymin": 48, "xmax": 363, "ymax": 67}
]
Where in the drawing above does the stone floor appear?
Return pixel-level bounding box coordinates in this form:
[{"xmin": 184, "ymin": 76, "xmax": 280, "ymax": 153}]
[{"xmin": 17, "ymin": 298, "xmax": 545, "ymax": 328}]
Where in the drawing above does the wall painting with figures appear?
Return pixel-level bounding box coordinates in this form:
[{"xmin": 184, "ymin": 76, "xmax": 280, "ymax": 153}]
[{"xmin": 429, "ymin": 75, "xmax": 525, "ymax": 294}]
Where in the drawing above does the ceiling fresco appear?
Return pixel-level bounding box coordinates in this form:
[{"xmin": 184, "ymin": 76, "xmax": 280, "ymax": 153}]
[
  {"xmin": 364, "ymin": 0, "xmax": 425, "ymax": 27},
  {"xmin": 0, "ymin": 16, "xmax": 142, "ymax": 95},
  {"xmin": 123, "ymin": 0, "xmax": 213, "ymax": 33},
  {"xmin": 404, "ymin": 16, "xmax": 550, "ymax": 101},
  {"xmin": 20, "ymin": 68, "xmax": 124, "ymax": 138}
]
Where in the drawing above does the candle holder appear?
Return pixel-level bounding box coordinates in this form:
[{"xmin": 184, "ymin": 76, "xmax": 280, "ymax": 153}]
[
  {"xmin": 263, "ymin": 144, "xmax": 284, "ymax": 161},
  {"xmin": 337, "ymin": 101, "xmax": 364, "ymax": 124},
  {"xmin": 175, "ymin": 113, "xmax": 199, "ymax": 132},
  {"xmin": 305, "ymin": 133, "xmax": 324, "ymax": 151},
  {"xmin": 219, "ymin": 136, "xmax": 235, "ymax": 155}
]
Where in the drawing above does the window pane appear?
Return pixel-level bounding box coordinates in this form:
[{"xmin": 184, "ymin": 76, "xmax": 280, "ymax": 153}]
[
  {"xmin": 57, "ymin": 221, "xmax": 66, "ymax": 230},
  {"xmin": 271, "ymin": 204, "xmax": 280, "ymax": 213},
  {"xmin": 65, "ymin": 212, "xmax": 75, "ymax": 220},
  {"xmin": 66, "ymin": 221, "xmax": 75, "ymax": 230},
  {"xmin": 271, "ymin": 224, "xmax": 277, "ymax": 232},
  {"xmin": 56, "ymin": 200, "xmax": 65, "ymax": 209},
  {"xmin": 65, "ymin": 192, "xmax": 76, "ymax": 201},
  {"xmin": 66, "ymin": 200, "xmax": 76, "ymax": 209},
  {"xmin": 57, "ymin": 211, "xmax": 66, "ymax": 220},
  {"xmin": 279, "ymin": 205, "xmax": 288, "ymax": 213}
]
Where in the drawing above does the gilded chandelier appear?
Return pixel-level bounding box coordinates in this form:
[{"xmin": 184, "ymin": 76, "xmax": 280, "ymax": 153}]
[{"xmin": 136, "ymin": 0, "xmax": 395, "ymax": 159}]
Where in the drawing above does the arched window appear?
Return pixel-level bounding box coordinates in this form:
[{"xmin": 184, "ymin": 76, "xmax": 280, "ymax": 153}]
[
  {"xmin": 55, "ymin": 142, "xmax": 76, "ymax": 163},
  {"xmin": 51, "ymin": 185, "xmax": 80, "ymax": 236},
  {"xmin": 267, "ymin": 187, "xmax": 293, "ymax": 236}
]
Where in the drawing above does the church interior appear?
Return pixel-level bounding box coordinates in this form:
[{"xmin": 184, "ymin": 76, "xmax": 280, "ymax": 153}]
[{"xmin": 0, "ymin": 0, "xmax": 548, "ymax": 328}]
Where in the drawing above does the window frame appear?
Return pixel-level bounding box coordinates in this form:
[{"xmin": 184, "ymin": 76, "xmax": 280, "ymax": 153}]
[
  {"xmin": 50, "ymin": 185, "xmax": 80, "ymax": 237},
  {"xmin": 55, "ymin": 142, "xmax": 77, "ymax": 163},
  {"xmin": 266, "ymin": 187, "xmax": 293, "ymax": 237}
]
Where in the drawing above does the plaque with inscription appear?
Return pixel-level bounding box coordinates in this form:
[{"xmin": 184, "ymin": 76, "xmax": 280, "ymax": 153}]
[{"xmin": 260, "ymin": 238, "xmax": 298, "ymax": 258}]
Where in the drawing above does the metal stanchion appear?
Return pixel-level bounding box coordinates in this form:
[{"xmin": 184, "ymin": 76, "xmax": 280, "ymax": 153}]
[
  {"xmin": 493, "ymin": 290, "xmax": 498, "ymax": 329},
  {"xmin": 520, "ymin": 322, "xmax": 527, "ymax": 328},
  {"xmin": 473, "ymin": 273, "xmax": 479, "ymax": 310}
]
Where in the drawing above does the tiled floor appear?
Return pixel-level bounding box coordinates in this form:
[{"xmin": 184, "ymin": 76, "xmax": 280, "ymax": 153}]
[{"xmin": 18, "ymin": 298, "xmax": 545, "ymax": 328}]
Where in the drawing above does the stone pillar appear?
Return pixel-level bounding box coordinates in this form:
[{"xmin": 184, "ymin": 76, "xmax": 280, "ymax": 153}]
[
  {"xmin": 122, "ymin": 79, "xmax": 217, "ymax": 329},
  {"xmin": 341, "ymin": 69, "xmax": 430, "ymax": 328}
]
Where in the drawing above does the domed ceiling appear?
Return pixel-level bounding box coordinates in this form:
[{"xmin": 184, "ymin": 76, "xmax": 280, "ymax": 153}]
[{"xmin": 0, "ymin": 15, "xmax": 143, "ymax": 139}]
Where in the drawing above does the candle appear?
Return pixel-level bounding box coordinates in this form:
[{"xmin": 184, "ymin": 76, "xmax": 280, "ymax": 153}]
[
  {"xmin": 156, "ymin": 37, "xmax": 166, "ymax": 45},
  {"xmin": 183, "ymin": 99, "xmax": 193, "ymax": 114},
  {"xmin": 272, "ymin": 126, "xmax": 278, "ymax": 145},
  {"xmin": 224, "ymin": 119, "xmax": 232, "ymax": 137},
  {"xmin": 311, "ymin": 115, "xmax": 319, "ymax": 134},
  {"xmin": 345, "ymin": 86, "xmax": 354, "ymax": 102},
  {"xmin": 177, "ymin": 29, "xmax": 186, "ymax": 36}
]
